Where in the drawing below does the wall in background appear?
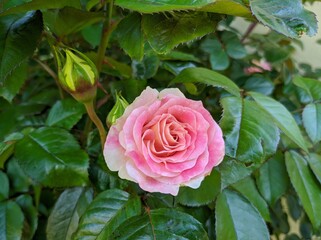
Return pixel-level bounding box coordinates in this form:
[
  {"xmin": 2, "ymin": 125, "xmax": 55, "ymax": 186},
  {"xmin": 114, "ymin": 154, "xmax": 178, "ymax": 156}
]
[{"xmin": 231, "ymin": 2, "xmax": 321, "ymax": 69}]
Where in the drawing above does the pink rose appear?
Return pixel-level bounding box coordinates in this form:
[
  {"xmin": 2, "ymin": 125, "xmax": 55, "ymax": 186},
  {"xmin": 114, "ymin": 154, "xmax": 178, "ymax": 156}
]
[
  {"xmin": 244, "ymin": 59, "xmax": 272, "ymax": 74},
  {"xmin": 103, "ymin": 87, "xmax": 225, "ymax": 196}
]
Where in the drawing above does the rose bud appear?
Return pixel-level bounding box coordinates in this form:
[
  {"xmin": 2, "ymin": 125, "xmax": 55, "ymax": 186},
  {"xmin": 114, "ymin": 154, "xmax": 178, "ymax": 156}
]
[
  {"xmin": 107, "ymin": 92, "xmax": 129, "ymax": 127},
  {"xmin": 53, "ymin": 47, "xmax": 98, "ymax": 103},
  {"xmin": 104, "ymin": 87, "xmax": 225, "ymax": 196}
]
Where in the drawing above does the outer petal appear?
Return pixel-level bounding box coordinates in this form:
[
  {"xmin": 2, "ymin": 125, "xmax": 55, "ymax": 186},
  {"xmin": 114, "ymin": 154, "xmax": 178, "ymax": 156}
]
[
  {"xmin": 159, "ymin": 88, "xmax": 186, "ymax": 99},
  {"xmin": 126, "ymin": 161, "xmax": 180, "ymax": 195},
  {"xmin": 103, "ymin": 126, "xmax": 125, "ymax": 172}
]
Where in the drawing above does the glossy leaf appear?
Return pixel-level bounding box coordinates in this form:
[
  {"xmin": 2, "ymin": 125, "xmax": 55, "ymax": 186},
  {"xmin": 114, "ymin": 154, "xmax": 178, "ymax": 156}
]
[
  {"xmin": 218, "ymin": 158, "xmax": 254, "ymax": 189},
  {"xmin": 110, "ymin": 208, "xmax": 208, "ymax": 239},
  {"xmin": 306, "ymin": 153, "xmax": 321, "ymax": 184},
  {"xmin": 0, "ymin": 0, "xmax": 81, "ymax": 15},
  {"xmin": 0, "ymin": 142, "xmax": 14, "ymax": 169},
  {"xmin": 211, "ymin": 52, "xmax": 230, "ymax": 71},
  {"xmin": 47, "ymin": 187, "xmax": 93, "ymax": 240},
  {"xmin": 114, "ymin": 0, "xmax": 214, "ymax": 13},
  {"xmin": 6, "ymin": 158, "xmax": 31, "ymax": 193},
  {"xmin": 132, "ymin": 55, "xmax": 160, "ymax": 80},
  {"xmin": 0, "ymin": 171, "xmax": 9, "ymax": 201},
  {"xmin": 162, "ymin": 62, "xmax": 197, "ymax": 76},
  {"xmin": 285, "ymin": 151, "xmax": 321, "ymax": 229},
  {"xmin": 0, "ymin": 62, "xmax": 27, "ymax": 102},
  {"xmin": 0, "ymin": 201, "xmax": 24, "ymax": 240},
  {"xmin": 216, "ymin": 189, "xmax": 269, "ymax": 240},
  {"xmin": 171, "ymin": 67, "xmax": 241, "ymax": 97},
  {"xmin": 302, "ymin": 103, "xmax": 321, "ymax": 144},
  {"xmin": 293, "ymin": 76, "xmax": 321, "ymax": 101},
  {"xmin": 142, "ymin": 12, "xmax": 218, "ymax": 54},
  {"xmin": 160, "ymin": 51, "xmax": 200, "ymax": 62},
  {"xmin": 232, "ymin": 177, "xmax": 271, "ymax": 221},
  {"xmin": 43, "ymin": 7, "xmax": 104, "ymax": 37},
  {"xmin": 220, "ymin": 97, "xmax": 279, "ymax": 163},
  {"xmin": 114, "ymin": 13, "xmax": 144, "ymax": 60},
  {"xmin": 256, "ymin": 152, "xmax": 289, "ymax": 205},
  {"xmin": 16, "ymin": 195, "xmax": 38, "ymax": 240},
  {"xmin": 243, "ymin": 76, "xmax": 274, "ymax": 96},
  {"xmin": 15, "ymin": 127, "xmax": 89, "ymax": 187},
  {"xmin": 0, "ymin": 11, "xmax": 43, "ymax": 86},
  {"xmin": 201, "ymin": 36, "xmax": 230, "ymax": 70},
  {"xmin": 222, "ymin": 31, "xmax": 246, "ymax": 59},
  {"xmin": 177, "ymin": 169, "xmax": 221, "ymax": 207},
  {"xmin": 200, "ymin": 0, "xmax": 251, "ymax": 17},
  {"xmin": 46, "ymin": 99, "xmax": 86, "ymax": 130},
  {"xmin": 73, "ymin": 189, "xmax": 141, "ymax": 239},
  {"xmin": 249, "ymin": 0, "xmax": 318, "ymax": 38},
  {"xmin": 249, "ymin": 91, "xmax": 308, "ymax": 152}
]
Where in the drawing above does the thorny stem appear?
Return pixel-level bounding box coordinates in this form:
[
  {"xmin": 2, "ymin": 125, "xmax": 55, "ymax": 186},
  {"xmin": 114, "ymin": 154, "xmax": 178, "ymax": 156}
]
[
  {"xmin": 96, "ymin": 0, "xmax": 114, "ymax": 72},
  {"xmin": 84, "ymin": 100, "xmax": 106, "ymax": 149},
  {"xmin": 241, "ymin": 22, "xmax": 257, "ymax": 43}
]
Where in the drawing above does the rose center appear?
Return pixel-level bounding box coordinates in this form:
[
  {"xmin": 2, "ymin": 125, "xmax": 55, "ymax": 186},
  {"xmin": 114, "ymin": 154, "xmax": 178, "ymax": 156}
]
[{"xmin": 151, "ymin": 114, "xmax": 188, "ymax": 153}]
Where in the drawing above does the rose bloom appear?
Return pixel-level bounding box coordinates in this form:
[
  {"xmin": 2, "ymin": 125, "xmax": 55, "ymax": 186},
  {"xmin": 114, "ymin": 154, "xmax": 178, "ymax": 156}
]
[{"xmin": 104, "ymin": 87, "xmax": 225, "ymax": 195}]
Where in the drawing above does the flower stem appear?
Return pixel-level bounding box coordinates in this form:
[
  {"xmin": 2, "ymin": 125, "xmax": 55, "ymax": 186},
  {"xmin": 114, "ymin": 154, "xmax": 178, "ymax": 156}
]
[
  {"xmin": 96, "ymin": 0, "xmax": 114, "ymax": 72},
  {"xmin": 241, "ymin": 22, "xmax": 257, "ymax": 43},
  {"xmin": 84, "ymin": 100, "xmax": 106, "ymax": 149}
]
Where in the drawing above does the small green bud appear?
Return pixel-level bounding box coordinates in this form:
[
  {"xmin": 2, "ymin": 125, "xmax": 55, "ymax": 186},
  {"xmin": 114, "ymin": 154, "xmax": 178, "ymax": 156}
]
[
  {"xmin": 53, "ymin": 46, "xmax": 98, "ymax": 103},
  {"xmin": 107, "ymin": 92, "xmax": 129, "ymax": 127}
]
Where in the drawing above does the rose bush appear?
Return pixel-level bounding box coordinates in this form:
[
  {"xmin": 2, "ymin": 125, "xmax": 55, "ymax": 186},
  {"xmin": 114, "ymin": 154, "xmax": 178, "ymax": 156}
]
[{"xmin": 104, "ymin": 87, "xmax": 225, "ymax": 195}]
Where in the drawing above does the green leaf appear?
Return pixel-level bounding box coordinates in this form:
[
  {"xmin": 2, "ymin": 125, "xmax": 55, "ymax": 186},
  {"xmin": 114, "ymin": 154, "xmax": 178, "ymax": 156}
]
[
  {"xmin": 306, "ymin": 153, "xmax": 321, "ymax": 184},
  {"xmin": 142, "ymin": 12, "xmax": 218, "ymax": 54},
  {"xmin": 0, "ymin": 62, "xmax": 27, "ymax": 102},
  {"xmin": 200, "ymin": 0, "xmax": 251, "ymax": 17},
  {"xmin": 0, "ymin": 11, "xmax": 43, "ymax": 85},
  {"xmin": 15, "ymin": 127, "xmax": 89, "ymax": 187},
  {"xmin": 7, "ymin": 158, "xmax": 31, "ymax": 193},
  {"xmin": 201, "ymin": 36, "xmax": 230, "ymax": 70},
  {"xmin": 114, "ymin": 0, "xmax": 214, "ymax": 13},
  {"xmin": 249, "ymin": 91, "xmax": 308, "ymax": 152},
  {"xmin": 0, "ymin": 141, "xmax": 15, "ymax": 169},
  {"xmin": 293, "ymin": 76, "xmax": 321, "ymax": 101},
  {"xmin": 215, "ymin": 189, "xmax": 269, "ymax": 240},
  {"xmin": 285, "ymin": 151, "xmax": 321, "ymax": 229},
  {"xmin": 47, "ymin": 187, "xmax": 93, "ymax": 240},
  {"xmin": 73, "ymin": 189, "xmax": 141, "ymax": 239},
  {"xmin": 16, "ymin": 195, "xmax": 38, "ymax": 240},
  {"xmin": 177, "ymin": 169, "xmax": 221, "ymax": 207},
  {"xmin": 232, "ymin": 176, "xmax": 271, "ymax": 221},
  {"xmin": 171, "ymin": 67, "xmax": 241, "ymax": 97},
  {"xmin": 220, "ymin": 96, "xmax": 279, "ymax": 163},
  {"xmin": 114, "ymin": 13, "xmax": 144, "ymax": 60},
  {"xmin": 46, "ymin": 99, "xmax": 86, "ymax": 130},
  {"xmin": 81, "ymin": 24, "xmax": 102, "ymax": 48},
  {"xmin": 218, "ymin": 158, "xmax": 254, "ymax": 189},
  {"xmin": 210, "ymin": 50, "xmax": 230, "ymax": 71},
  {"xmin": 132, "ymin": 55, "xmax": 160, "ymax": 80},
  {"xmin": 256, "ymin": 152, "xmax": 289, "ymax": 205},
  {"xmin": 110, "ymin": 208, "xmax": 208, "ymax": 239},
  {"xmin": 1, "ymin": 0, "xmax": 81, "ymax": 16},
  {"xmin": 0, "ymin": 201, "xmax": 24, "ymax": 240},
  {"xmin": 0, "ymin": 171, "xmax": 9, "ymax": 201},
  {"xmin": 162, "ymin": 62, "xmax": 197, "ymax": 76},
  {"xmin": 221, "ymin": 31, "xmax": 247, "ymax": 59},
  {"xmin": 249, "ymin": 0, "xmax": 318, "ymax": 38},
  {"xmin": 43, "ymin": 7, "xmax": 104, "ymax": 37},
  {"xmin": 302, "ymin": 103, "xmax": 321, "ymax": 144},
  {"xmin": 159, "ymin": 51, "xmax": 200, "ymax": 62},
  {"xmin": 243, "ymin": 76, "xmax": 274, "ymax": 96}
]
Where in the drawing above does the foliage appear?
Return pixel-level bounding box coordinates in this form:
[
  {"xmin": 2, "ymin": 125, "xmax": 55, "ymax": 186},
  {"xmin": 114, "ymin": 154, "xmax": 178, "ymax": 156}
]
[{"xmin": 0, "ymin": 0, "xmax": 321, "ymax": 239}]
